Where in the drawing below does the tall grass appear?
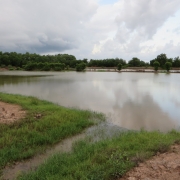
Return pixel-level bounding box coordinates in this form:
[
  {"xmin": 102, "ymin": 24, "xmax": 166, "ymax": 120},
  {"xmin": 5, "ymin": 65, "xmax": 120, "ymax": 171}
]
[
  {"xmin": 0, "ymin": 93, "xmax": 104, "ymax": 170},
  {"xmin": 18, "ymin": 130, "xmax": 180, "ymax": 180}
]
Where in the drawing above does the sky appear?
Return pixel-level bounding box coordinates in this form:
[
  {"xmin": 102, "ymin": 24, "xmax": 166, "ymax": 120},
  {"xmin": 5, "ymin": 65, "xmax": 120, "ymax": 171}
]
[{"xmin": 0, "ymin": 0, "xmax": 180, "ymax": 62}]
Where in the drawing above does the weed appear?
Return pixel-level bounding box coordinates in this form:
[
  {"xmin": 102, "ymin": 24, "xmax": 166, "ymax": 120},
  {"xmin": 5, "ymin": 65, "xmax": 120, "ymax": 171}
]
[
  {"xmin": 131, "ymin": 152, "xmax": 152, "ymax": 165},
  {"xmin": 30, "ymin": 97, "xmax": 39, "ymax": 105}
]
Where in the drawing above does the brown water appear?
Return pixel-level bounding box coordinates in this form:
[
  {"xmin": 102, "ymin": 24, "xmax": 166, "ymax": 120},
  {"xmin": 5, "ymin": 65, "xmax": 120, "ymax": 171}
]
[{"xmin": 0, "ymin": 71, "xmax": 180, "ymax": 131}]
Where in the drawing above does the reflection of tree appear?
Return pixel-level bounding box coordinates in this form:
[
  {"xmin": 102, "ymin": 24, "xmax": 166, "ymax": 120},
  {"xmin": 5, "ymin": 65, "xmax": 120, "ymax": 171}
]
[
  {"xmin": 112, "ymin": 94, "xmax": 177, "ymax": 132},
  {"xmin": 0, "ymin": 76, "xmax": 41, "ymax": 86}
]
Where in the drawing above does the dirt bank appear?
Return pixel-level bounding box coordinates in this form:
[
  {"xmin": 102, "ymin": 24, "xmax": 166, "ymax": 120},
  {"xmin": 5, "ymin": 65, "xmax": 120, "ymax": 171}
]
[
  {"xmin": 120, "ymin": 144, "xmax": 180, "ymax": 180},
  {"xmin": 0, "ymin": 101, "xmax": 26, "ymax": 124}
]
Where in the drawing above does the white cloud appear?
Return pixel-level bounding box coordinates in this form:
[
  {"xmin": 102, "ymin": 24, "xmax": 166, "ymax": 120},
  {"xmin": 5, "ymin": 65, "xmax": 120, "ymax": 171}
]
[{"xmin": 92, "ymin": 43, "xmax": 102, "ymax": 54}]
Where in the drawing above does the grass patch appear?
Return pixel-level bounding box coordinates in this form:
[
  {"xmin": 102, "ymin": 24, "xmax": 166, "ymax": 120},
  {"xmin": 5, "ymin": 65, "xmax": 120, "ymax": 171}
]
[
  {"xmin": 18, "ymin": 130, "xmax": 180, "ymax": 180},
  {"xmin": 0, "ymin": 93, "xmax": 104, "ymax": 170}
]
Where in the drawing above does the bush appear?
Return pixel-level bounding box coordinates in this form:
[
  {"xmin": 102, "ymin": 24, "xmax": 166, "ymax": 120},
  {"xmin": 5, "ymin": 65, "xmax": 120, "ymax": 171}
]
[
  {"xmin": 165, "ymin": 62, "xmax": 172, "ymax": 72},
  {"xmin": 76, "ymin": 63, "xmax": 86, "ymax": 71},
  {"xmin": 153, "ymin": 61, "xmax": 160, "ymax": 71},
  {"xmin": 117, "ymin": 63, "xmax": 122, "ymax": 71}
]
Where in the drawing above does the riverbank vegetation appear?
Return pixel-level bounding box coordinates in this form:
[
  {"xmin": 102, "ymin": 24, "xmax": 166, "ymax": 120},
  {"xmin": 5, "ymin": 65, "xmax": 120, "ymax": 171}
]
[
  {"xmin": 0, "ymin": 51, "xmax": 180, "ymax": 72},
  {"xmin": 18, "ymin": 130, "xmax": 180, "ymax": 180},
  {"xmin": 0, "ymin": 93, "xmax": 104, "ymax": 171}
]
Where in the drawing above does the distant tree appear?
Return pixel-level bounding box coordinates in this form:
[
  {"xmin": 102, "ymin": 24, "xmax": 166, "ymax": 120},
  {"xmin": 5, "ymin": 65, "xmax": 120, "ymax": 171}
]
[
  {"xmin": 1, "ymin": 54, "xmax": 10, "ymax": 66},
  {"xmin": 117, "ymin": 63, "xmax": 122, "ymax": 71},
  {"xmin": 66, "ymin": 65, "xmax": 69, "ymax": 70},
  {"xmin": 87, "ymin": 58, "xmax": 126, "ymax": 67},
  {"xmin": 82, "ymin": 58, "xmax": 88, "ymax": 63},
  {"xmin": 53, "ymin": 63, "xmax": 65, "ymax": 71},
  {"xmin": 153, "ymin": 61, "xmax": 160, "ymax": 71},
  {"xmin": 42, "ymin": 63, "xmax": 51, "ymax": 71},
  {"xmin": 140, "ymin": 60, "xmax": 146, "ymax": 67},
  {"xmin": 172, "ymin": 56, "xmax": 180, "ymax": 67},
  {"xmin": 69, "ymin": 60, "xmax": 77, "ymax": 68},
  {"xmin": 37, "ymin": 62, "xmax": 44, "ymax": 70},
  {"xmin": 76, "ymin": 63, "xmax": 86, "ymax": 71},
  {"xmin": 150, "ymin": 59, "xmax": 155, "ymax": 67},
  {"xmin": 145, "ymin": 62, "xmax": 150, "ymax": 67},
  {"xmin": 165, "ymin": 62, "xmax": 172, "ymax": 72},
  {"xmin": 128, "ymin": 57, "xmax": 141, "ymax": 67},
  {"xmin": 24, "ymin": 62, "xmax": 35, "ymax": 71},
  {"xmin": 155, "ymin": 53, "xmax": 168, "ymax": 68}
]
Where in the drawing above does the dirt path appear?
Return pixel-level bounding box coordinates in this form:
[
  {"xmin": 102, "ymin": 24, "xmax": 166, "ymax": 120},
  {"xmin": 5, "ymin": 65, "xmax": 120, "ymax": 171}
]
[
  {"xmin": 119, "ymin": 144, "xmax": 180, "ymax": 180},
  {"xmin": 0, "ymin": 101, "xmax": 26, "ymax": 124}
]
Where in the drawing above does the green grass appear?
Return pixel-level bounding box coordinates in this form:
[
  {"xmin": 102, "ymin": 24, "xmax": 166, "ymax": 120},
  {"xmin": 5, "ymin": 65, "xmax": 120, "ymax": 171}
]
[
  {"xmin": 18, "ymin": 130, "xmax": 180, "ymax": 180},
  {"xmin": 0, "ymin": 93, "xmax": 104, "ymax": 171}
]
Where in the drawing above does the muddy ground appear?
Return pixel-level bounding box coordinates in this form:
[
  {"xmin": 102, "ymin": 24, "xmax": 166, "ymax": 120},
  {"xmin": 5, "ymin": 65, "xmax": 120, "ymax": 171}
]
[
  {"xmin": 119, "ymin": 144, "xmax": 180, "ymax": 180},
  {"xmin": 0, "ymin": 101, "xmax": 26, "ymax": 124}
]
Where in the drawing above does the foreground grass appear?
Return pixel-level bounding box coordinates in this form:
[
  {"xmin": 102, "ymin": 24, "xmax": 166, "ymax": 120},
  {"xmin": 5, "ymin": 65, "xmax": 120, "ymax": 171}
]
[
  {"xmin": 18, "ymin": 130, "xmax": 180, "ymax": 180},
  {"xmin": 0, "ymin": 93, "xmax": 104, "ymax": 170}
]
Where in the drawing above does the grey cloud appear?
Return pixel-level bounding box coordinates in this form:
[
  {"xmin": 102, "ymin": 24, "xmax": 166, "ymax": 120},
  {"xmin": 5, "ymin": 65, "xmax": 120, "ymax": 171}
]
[
  {"xmin": 115, "ymin": 25, "xmax": 130, "ymax": 43},
  {"xmin": 0, "ymin": 0, "xmax": 180, "ymax": 60},
  {"xmin": 173, "ymin": 26, "xmax": 180, "ymax": 34},
  {"xmin": 115, "ymin": 0, "xmax": 180, "ymax": 39},
  {"xmin": 33, "ymin": 37, "xmax": 76, "ymax": 54},
  {"xmin": 158, "ymin": 41, "xmax": 180, "ymax": 58},
  {"xmin": 101, "ymin": 0, "xmax": 180, "ymax": 60},
  {"xmin": 0, "ymin": 0, "xmax": 98, "ymax": 54}
]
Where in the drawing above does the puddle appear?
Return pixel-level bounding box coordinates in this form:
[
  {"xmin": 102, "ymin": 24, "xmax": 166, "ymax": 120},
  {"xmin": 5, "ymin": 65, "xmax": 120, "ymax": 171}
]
[{"xmin": 1, "ymin": 122, "xmax": 126, "ymax": 180}]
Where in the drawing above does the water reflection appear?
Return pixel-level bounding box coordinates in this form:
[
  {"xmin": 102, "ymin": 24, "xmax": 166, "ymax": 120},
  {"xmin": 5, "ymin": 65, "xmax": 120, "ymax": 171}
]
[
  {"xmin": 0, "ymin": 71, "xmax": 179, "ymax": 131},
  {"xmin": 112, "ymin": 94, "xmax": 176, "ymax": 131}
]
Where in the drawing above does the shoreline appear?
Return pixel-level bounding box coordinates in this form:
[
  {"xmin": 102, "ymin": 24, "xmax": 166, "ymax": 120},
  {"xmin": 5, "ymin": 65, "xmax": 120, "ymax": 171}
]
[{"xmin": 1, "ymin": 67, "xmax": 180, "ymax": 73}]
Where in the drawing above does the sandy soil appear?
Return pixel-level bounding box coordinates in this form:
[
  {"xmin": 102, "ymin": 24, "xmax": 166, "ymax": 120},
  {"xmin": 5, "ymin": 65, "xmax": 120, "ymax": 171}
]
[
  {"xmin": 119, "ymin": 144, "xmax": 180, "ymax": 180},
  {"xmin": 0, "ymin": 101, "xmax": 26, "ymax": 124}
]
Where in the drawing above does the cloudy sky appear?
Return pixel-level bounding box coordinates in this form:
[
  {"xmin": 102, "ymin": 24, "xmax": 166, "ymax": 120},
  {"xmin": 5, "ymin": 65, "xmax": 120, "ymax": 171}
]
[{"xmin": 0, "ymin": 0, "xmax": 180, "ymax": 61}]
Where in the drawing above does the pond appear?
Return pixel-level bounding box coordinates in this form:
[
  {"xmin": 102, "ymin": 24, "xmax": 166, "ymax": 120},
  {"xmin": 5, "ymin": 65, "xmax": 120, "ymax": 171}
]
[{"xmin": 0, "ymin": 71, "xmax": 180, "ymax": 131}]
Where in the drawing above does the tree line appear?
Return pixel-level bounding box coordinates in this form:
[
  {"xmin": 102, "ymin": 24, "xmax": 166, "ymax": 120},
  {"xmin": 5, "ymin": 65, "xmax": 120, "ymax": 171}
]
[
  {"xmin": 0, "ymin": 52, "xmax": 87, "ymax": 71},
  {"xmin": 0, "ymin": 51, "xmax": 180, "ymax": 71}
]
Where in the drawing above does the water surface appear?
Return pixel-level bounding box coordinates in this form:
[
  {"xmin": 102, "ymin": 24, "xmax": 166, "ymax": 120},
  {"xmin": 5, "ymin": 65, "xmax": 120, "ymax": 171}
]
[{"xmin": 0, "ymin": 71, "xmax": 180, "ymax": 131}]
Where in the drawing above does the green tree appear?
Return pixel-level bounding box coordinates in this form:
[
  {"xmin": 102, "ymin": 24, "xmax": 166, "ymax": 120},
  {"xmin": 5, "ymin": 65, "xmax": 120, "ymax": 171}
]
[
  {"xmin": 165, "ymin": 62, "xmax": 172, "ymax": 72},
  {"xmin": 153, "ymin": 61, "xmax": 160, "ymax": 71},
  {"xmin": 117, "ymin": 63, "xmax": 122, "ymax": 71},
  {"xmin": 156, "ymin": 53, "xmax": 167, "ymax": 68},
  {"xmin": 76, "ymin": 63, "xmax": 86, "ymax": 71},
  {"xmin": 128, "ymin": 57, "xmax": 141, "ymax": 67},
  {"xmin": 42, "ymin": 63, "xmax": 51, "ymax": 71},
  {"xmin": 37, "ymin": 62, "xmax": 44, "ymax": 70},
  {"xmin": 24, "ymin": 62, "xmax": 34, "ymax": 71},
  {"xmin": 172, "ymin": 56, "xmax": 180, "ymax": 67}
]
